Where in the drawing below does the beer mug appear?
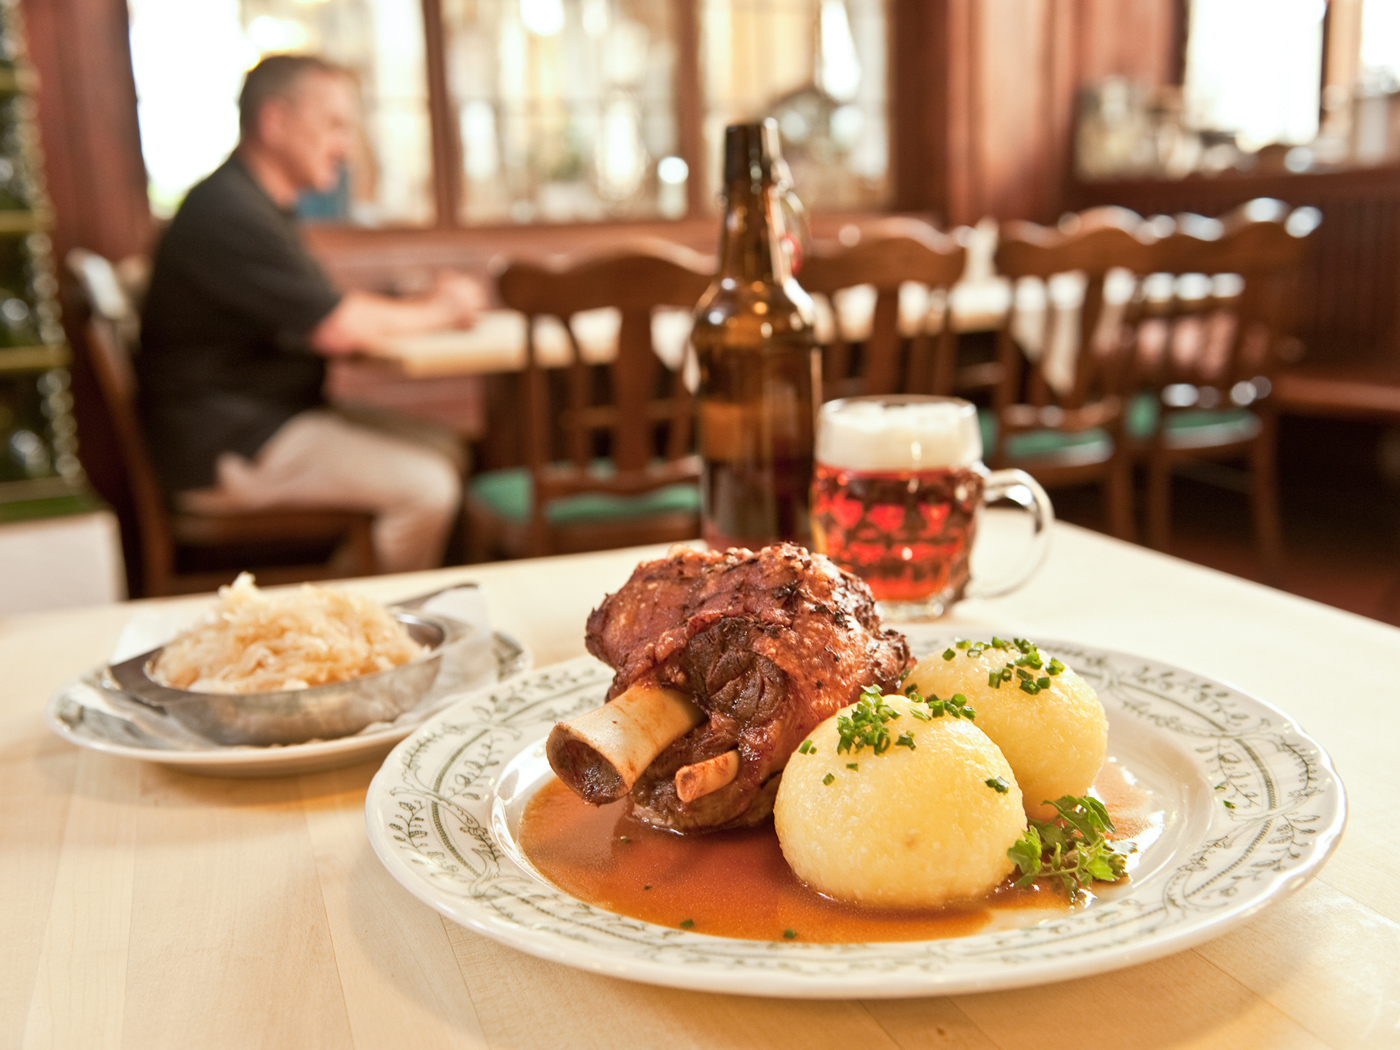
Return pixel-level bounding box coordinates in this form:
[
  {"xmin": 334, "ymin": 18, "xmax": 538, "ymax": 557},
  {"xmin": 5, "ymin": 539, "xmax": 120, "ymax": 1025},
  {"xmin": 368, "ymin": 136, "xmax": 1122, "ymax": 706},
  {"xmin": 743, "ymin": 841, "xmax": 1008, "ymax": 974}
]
[{"xmin": 810, "ymin": 395, "xmax": 1053, "ymax": 619}]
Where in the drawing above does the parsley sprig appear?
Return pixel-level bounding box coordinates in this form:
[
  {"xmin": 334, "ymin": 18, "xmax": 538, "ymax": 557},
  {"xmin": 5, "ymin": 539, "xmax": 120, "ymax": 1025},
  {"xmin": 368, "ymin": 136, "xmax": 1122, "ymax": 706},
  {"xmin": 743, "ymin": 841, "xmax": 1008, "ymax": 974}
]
[{"xmin": 1007, "ymin": 795, "xmax": 1132, "ymax": 895}]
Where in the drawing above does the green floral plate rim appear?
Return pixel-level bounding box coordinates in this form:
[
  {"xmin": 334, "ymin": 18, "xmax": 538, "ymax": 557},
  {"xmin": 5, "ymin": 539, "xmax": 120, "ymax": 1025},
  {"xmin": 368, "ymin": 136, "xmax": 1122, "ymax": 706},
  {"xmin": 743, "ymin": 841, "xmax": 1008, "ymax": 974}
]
[{"xmin": 364, "ymin": 629, "xmax": 1346, "ymax": 998}]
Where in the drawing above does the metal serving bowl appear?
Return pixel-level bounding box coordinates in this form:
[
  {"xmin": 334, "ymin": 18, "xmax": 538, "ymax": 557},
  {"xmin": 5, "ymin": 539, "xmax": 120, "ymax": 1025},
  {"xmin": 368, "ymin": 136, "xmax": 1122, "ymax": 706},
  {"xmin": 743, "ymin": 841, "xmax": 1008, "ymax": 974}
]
[{"xmin": 104, "ymin": 611, "xmax": 469, "ymax": 747}]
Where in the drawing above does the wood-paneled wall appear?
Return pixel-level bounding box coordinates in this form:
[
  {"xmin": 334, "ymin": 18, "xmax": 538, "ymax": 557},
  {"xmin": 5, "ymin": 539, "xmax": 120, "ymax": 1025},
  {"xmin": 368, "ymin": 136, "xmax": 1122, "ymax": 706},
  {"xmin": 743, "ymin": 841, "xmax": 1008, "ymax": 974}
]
[
  {"xmin": 23, "ymin": 0, "xmax": 151, "ymax": 265},
  {"xmin": 892, "ymin": 0, "xmax": 1180, "ymax": 225},
  {"xmin": 1071, "ymin": 165, "xmax": 1400, "ymax": 364}
]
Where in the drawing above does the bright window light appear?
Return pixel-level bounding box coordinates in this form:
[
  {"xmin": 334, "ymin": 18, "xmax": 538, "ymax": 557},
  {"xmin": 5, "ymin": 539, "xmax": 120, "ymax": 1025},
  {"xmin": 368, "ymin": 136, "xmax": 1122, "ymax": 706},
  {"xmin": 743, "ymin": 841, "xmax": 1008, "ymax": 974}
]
[{"xmin": 1183, "ymin": 0, "xmax": 1325, "ymax": 150}]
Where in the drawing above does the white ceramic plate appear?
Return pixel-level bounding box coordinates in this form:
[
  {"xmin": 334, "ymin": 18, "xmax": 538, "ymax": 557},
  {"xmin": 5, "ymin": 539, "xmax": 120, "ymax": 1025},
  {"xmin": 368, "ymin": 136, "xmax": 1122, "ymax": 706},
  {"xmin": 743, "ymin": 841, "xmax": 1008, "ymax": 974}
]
[
  {"xmin": 46, "ymin": 631, "xmax": 530, "ymax": 778},
  {"xmin": 364, "ymin": 632, "xmax": 1346, "ymax": 998}
]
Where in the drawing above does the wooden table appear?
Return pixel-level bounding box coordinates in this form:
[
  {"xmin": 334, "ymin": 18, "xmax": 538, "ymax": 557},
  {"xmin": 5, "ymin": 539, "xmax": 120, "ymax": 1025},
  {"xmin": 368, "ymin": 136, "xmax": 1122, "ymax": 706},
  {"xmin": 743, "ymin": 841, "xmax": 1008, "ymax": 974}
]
[
  {"xmin": 361, "ymin": 280, "xmax": 1014, "ymax": 379},
  {"xmin": 4, "ymin": 524, "xmax": 1396, "ymax": 1049}
]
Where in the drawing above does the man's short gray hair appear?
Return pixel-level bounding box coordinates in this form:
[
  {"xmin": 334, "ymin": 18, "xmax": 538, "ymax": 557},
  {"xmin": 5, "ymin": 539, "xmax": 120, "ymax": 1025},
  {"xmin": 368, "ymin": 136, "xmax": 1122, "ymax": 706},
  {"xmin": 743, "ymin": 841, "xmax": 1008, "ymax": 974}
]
[{"xmin": 238, "ymin": 54, "xmax": 346, "ymax": 138}]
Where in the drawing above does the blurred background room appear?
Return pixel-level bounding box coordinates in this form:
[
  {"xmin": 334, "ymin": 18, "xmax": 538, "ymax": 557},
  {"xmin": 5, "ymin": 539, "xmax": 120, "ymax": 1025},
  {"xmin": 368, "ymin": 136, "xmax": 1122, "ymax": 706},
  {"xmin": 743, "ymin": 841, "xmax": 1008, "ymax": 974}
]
[{"xmin": 4, "ymin": 0, "xmax": 1400, "ymax": 622}]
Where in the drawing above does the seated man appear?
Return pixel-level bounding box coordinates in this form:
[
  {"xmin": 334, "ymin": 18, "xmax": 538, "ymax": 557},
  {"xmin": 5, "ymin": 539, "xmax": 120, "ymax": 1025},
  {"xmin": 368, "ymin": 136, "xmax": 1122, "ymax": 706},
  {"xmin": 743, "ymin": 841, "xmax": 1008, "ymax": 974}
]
[{"xmin": 138, "ymin": 54, "xmax": 483, "ymax": 574}]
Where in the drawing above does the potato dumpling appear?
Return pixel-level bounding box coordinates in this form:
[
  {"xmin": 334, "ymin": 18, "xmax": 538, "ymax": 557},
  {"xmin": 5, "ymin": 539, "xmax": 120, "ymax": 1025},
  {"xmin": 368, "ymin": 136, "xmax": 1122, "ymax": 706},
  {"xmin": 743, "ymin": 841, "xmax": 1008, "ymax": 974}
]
[
  {"xmin": 774, "ymin": 694, "xmax": 1026, "ymax": 909},
  {"xmin": 907, "ymin": 641, "xmax": 1107, "ymax": 821}
]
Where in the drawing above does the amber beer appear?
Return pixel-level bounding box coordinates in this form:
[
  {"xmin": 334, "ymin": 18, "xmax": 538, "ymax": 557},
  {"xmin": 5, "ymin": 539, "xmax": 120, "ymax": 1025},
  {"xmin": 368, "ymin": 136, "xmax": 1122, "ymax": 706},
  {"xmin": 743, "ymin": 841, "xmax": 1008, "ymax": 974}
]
[
  {"xmin": 812, "ymin": 463, "xmax": 986, "ymax": 602},
  {"xmin": 811, "ymin": 396, "xmax": 1053, "ymax": 618},
  {"xmin": 692, "ymin": 120, "xmax": 819, "ymax": 550}
]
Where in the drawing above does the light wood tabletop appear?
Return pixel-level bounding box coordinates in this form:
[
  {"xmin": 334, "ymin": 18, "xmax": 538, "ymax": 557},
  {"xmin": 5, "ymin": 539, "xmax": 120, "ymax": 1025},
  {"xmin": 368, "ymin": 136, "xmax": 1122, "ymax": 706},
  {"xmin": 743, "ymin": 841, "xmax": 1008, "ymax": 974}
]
[
  {"xmin": 3, "ymin": 523, "xmax": 1396, "ymax": 1050},
  {"xmin": 361, "ymin": 280, "xmax": 1013, "ymax": 379}
]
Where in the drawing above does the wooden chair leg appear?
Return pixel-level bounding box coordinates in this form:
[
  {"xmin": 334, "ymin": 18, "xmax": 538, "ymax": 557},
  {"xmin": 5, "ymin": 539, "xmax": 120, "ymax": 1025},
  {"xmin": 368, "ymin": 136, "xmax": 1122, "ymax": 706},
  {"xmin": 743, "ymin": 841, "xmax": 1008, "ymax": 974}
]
[
  {"xmin": 348, "ymin": 518, "xmax": 379, "ymax": 577},
  {"xmin": 142, "ymin": 532, "xmax": 175, "ymax": 598},
  {"xmin": 1250, "ymin": 414, "xmax": 1284, "ymax": 585},
  {"xmin": 1105, "ymin": 448, "xmax": 1136, "ymax": 542},
  {"xmin": 1147, "ymin": 449, "xmax": 1172, "ymax": 551},
  {"xmin": 464, "ymin": 502, "xmax": 495, "ymax": 564}
]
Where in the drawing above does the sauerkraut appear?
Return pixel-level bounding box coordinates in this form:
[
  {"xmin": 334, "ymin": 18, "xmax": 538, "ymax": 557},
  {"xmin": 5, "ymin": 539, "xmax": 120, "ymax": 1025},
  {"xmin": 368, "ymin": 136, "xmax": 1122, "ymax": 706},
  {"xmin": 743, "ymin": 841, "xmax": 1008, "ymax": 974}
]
[{"xmin": 153, "ymin": 573, "xmax": 424, "ymax": 693}]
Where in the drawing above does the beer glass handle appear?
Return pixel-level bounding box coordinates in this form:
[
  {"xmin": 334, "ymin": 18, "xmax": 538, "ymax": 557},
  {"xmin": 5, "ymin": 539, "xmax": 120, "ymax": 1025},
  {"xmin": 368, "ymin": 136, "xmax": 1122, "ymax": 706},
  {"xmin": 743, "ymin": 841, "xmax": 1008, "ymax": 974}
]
[{"xmin": 964, "ymin": 469, "xmax": 1055, "ymax": 600}]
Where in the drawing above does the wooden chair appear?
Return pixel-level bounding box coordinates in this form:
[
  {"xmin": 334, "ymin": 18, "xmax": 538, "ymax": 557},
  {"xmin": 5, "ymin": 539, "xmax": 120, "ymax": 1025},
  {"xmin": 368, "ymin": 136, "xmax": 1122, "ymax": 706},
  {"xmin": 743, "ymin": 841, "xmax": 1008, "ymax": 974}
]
[
  {"xmin": 466, "ymin": 241, "xmax": 712, "ymax": 560},
  {"xmin": 1127, "ymin": 199, "xmax": 1315, "ymax": 575},
  {"xmin": 67, "ymin": 249, "xmax": 378, "ymax": 596},
  {"xmin": 799, "ymin": 218, "xmax": 967, "ymax": 399},
  {"xmin": 991, "ymin": 207, "xmax": 1156, "ymax": 540}
]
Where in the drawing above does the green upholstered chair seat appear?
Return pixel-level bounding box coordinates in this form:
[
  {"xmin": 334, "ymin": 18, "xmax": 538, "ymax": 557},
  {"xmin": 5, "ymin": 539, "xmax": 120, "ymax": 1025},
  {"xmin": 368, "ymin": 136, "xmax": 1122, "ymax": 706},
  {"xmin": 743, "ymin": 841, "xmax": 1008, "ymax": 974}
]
[
  {"xmin": 977, "ymin": 410, "xmax": 1114, "ymax": 468},
  {"xmin": 1125, "ymin": 393, "xmax": 1261, "ymax": 450},
  {"xmin": 469, "ymin": 466, "xmax": 700, "ymax": 527}
]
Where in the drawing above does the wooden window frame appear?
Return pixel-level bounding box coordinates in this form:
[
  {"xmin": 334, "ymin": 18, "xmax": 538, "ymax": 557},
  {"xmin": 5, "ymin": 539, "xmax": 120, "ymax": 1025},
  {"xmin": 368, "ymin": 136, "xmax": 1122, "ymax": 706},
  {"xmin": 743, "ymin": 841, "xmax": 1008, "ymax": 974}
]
[
  {"xmin": 29, "ymin": 0, "xmax": 1193, "ymax": 279},
  {"xmin": 346, "ymin": 0, "xmax": 876, "ymax": 234}
]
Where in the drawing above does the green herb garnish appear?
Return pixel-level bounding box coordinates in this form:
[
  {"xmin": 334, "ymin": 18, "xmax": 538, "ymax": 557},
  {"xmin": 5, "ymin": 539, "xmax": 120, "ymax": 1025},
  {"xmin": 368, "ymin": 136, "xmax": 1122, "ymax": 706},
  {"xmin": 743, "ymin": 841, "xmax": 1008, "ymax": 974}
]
[
  {"xmin": 783, "ymin": 929, "xmax": 797, "ymax": 939},
  {"xmin": 822, "ymin": 773, "xmax": 835, "ymax": 786},
  {"xmin": 1007, "ymin": 795, "xmax": 1132, "ymax": 896},
  {"xmin": 985, "ymin": 776, "xmax": 1011, "ymax": 794},
  {"xmin": 950, "ymin": 637, "xmax": 1065, "ymax": 691},
  {"xmin": 927, "ymin": 691, "xmax": 976, "ymax": 720},
  {"xmin": 895, "ymin": 731, "xmax": 916, "ymax": 750},
  {"xmin": 846, "ymin": 762, "xmax": 859, "ymax": 770},
  {"xmin": 837, "ymin": 687, "xmax": 903, "ymax": 755},
  {"xmin": 798, "ymin": 740, "xmax": 816, "ymax": 755},
  {"xmin": 680, "ymin": 919, "xmax": 695, "ymax": 929}
]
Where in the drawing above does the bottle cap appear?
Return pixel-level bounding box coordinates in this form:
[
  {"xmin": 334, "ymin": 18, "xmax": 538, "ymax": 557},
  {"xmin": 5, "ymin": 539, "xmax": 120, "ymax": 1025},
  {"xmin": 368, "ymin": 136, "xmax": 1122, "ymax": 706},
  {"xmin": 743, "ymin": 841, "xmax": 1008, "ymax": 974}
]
[{"xmin": 723, "ymin": 119, "xmax": 782, "ymax": 186}]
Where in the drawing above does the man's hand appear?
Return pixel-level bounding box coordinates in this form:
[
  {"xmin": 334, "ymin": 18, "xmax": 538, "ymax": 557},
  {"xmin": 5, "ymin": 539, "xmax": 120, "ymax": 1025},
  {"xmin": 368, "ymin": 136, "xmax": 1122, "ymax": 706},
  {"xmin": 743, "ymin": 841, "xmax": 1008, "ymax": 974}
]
[
  {"xmin": 430, "ymin": 271, "xmax": 488, "ymax": 328},
  {"xmin": 309, "ymin": 270, "xmax": 488, "ymax": 356}
]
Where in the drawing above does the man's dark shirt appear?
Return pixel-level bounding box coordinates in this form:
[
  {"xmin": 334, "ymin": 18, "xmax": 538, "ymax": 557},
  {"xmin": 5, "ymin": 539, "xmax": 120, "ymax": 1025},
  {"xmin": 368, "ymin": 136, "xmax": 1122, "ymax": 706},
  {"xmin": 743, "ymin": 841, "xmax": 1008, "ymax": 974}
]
[{"xmin": 138, "ymin": 155, "xmax": 342, "ymax": 492}]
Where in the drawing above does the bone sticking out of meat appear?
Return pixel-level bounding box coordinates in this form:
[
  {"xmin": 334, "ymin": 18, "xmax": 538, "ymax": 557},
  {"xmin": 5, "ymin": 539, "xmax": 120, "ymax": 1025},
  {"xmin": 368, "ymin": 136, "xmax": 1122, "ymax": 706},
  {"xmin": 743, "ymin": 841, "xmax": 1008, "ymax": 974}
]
[
  {"xmin": 675, "ymin": 750, "xmax": 740, "ymax": 804},
  {"xmin": 549, "ymin": 543, "xmax": 911, "ymax": 833},
  {"xmin": 545, "ymin": 683, "xmax": 703, "ymax": 805}
]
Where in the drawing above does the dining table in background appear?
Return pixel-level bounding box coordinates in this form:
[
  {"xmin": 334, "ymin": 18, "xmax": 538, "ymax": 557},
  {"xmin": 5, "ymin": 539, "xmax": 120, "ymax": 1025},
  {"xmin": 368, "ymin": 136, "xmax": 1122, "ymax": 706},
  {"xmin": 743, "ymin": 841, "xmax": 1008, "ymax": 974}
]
[
  {"xmin": 3, "ymin": 523, "xmax": 1396, "ymax": 1050},
  {"xmin": 339, "ymin": 276, "xmax": 1015, "ymax": 473},
  {"xmin": 356, "ymin": 278, "xmax": 1015, "ymax": 380}
]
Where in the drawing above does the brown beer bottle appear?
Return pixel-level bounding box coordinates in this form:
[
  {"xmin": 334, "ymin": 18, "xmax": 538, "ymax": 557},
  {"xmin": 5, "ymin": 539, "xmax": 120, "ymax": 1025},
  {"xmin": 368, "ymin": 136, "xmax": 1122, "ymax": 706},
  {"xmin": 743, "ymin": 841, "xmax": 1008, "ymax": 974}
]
[{"xmin": 691, "ymin": 120, "xmax": 819, "ymax": 550}]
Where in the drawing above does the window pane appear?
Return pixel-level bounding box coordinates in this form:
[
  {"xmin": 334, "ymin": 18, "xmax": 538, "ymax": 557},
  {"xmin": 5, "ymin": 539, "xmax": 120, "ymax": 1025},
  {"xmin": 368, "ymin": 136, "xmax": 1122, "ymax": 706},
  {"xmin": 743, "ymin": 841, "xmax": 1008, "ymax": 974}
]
[
  {"xmin": 443, "ymin": 0, "xmax": 683, "ymax": 225},
  {"xmin": 128, "ymin": 0, "xmax": 433, "ymax": 225},
  {"xmin": 700, "ymin": 0, "xmax": 889, "ymax": 211},
  {"xmin": 1361, "ymin": 0, "xmax": 1400, "ymax": 89},
  {"xmin": 1182, "ymin": 0, "xmax": 1324, "ymax": 150}
]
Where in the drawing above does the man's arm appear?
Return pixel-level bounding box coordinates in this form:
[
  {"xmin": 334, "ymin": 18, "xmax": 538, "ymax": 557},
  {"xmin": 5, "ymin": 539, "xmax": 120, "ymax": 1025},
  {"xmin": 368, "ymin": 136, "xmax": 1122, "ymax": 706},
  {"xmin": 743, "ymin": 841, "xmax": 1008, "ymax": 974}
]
[{"xmin": 309, "ymin": 271, "xmax": 487, "ymax": 356}]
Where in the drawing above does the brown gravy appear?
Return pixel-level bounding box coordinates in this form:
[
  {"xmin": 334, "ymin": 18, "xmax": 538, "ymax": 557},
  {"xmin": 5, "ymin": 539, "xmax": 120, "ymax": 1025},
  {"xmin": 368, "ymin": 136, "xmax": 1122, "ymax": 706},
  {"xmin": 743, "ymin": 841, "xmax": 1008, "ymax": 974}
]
[{"xmin": 519, "ymin": 777, "xmax": 1063, "ymax": 942}]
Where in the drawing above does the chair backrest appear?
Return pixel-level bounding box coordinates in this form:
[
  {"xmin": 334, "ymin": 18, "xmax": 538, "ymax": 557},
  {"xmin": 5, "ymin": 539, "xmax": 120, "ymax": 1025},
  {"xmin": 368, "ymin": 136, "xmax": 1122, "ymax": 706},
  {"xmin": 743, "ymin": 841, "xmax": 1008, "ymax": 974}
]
[
  {"xmin": 993, "ymin": 207, "xmax": 1157, "ymax": 422},
  {"xmin": 65, "ymin": 249, "xmax": 175, "ymax": 585},
  {"xmin": 494, "ymin": 240, "xmax": 713, "ymax": 544},
  {"xmin": 799, "ymin": 217, "xmax": 966, "ymax": 398},
  {"xmin": 68, "ymin": 247, "xmax": 143, "ymax": 351},
  {"xmin": 1131, "ymin": 198, "xmax": 1316, "ymax": 400}
]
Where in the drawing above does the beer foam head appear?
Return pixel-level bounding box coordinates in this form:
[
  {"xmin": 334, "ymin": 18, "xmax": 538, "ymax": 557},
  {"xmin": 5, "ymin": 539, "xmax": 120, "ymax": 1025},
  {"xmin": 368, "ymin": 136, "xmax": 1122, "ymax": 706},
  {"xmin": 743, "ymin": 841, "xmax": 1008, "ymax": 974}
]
[{"xmin": 817, "ymin": 397, "xmax": 982, "ymax": 472}]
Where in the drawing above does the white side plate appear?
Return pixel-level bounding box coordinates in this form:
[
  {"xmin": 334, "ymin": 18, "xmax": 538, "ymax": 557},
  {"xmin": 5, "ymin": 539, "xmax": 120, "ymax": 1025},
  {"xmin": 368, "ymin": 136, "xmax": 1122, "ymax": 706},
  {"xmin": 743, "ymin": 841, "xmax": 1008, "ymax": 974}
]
[{"xmin": 46, "ymin": 631, "xmax": 529, "ymax": 778}]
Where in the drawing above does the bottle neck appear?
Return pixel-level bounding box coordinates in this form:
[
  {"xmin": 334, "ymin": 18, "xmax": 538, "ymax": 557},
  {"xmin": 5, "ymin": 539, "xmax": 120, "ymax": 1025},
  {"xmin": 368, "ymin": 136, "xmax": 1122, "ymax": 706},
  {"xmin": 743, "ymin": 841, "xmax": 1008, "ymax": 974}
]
[{"xmin": 716, "ymin": 179, "xmax": 791, "ymax": 285}]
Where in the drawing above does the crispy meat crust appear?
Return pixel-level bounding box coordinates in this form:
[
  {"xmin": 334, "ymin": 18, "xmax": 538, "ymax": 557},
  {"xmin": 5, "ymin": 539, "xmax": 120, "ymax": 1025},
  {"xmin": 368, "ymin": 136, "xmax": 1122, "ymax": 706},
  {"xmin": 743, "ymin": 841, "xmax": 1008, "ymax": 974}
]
[{"xmin": 583, "ymin": 543, "xmax": 910, "ymax": 831}]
